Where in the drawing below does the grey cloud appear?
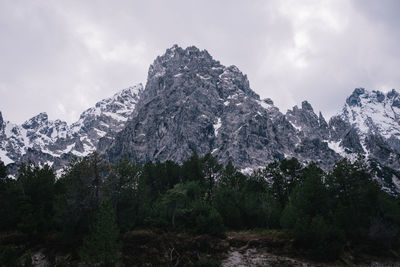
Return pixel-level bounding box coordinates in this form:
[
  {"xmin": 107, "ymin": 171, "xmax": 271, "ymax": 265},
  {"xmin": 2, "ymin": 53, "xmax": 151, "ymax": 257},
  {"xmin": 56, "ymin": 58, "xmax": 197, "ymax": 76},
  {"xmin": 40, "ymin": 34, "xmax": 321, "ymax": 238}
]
[{"xmin": 0, "ymin": 0, "xmax": 399, "ymax": 124}]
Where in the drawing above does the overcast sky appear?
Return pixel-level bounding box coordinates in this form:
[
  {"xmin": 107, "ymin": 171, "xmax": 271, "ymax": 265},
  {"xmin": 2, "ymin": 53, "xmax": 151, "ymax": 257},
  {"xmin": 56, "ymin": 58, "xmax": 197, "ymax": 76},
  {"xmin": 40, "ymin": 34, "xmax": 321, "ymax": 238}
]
[{"xmin": 1, "ymin": 0, "xmax": 400, "ymax": 124}]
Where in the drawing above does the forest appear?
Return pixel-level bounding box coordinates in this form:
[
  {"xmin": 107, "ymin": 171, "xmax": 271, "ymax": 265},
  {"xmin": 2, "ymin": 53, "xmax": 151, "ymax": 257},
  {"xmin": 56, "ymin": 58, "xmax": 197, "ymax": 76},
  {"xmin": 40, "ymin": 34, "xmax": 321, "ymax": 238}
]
[{"xmin": 0, "ymin": 153, "xmax": 399, "ymax": 266}]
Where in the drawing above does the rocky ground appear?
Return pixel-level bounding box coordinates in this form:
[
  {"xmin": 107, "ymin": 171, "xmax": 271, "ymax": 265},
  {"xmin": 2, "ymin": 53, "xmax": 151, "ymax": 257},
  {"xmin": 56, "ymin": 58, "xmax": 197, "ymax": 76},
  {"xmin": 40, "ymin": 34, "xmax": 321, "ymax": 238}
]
[{"xmin": 1, "ymin": 230, "xmax": 400, "ymax": 266}]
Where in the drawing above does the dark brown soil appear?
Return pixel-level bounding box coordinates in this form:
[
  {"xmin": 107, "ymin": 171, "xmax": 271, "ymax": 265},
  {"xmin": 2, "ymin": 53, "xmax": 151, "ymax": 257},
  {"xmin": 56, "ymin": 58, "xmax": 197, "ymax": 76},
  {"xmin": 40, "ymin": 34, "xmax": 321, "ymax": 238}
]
[{"xmin": 1, "ymin": 230, "xmax": 400, "ymax": 266}]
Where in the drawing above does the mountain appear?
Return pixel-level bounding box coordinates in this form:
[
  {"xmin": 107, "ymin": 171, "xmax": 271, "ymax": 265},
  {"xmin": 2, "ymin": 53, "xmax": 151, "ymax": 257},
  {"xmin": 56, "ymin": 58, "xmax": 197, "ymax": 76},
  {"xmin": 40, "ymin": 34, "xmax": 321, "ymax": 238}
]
[
  {"xmin": 106, "ymin": 45, "xmax": 400, "ymax": 193},
  {"xmin": 106, "ymin": 45, "xmax": 343, "ymax": 173},
  {"xmin": 327, "ymin": 88, "xmax": 400, "ymax": 193},
  {"xmin": 103, "ymin": 46, "xmax": 336, "ymax": 169},
  {"xmin": 334, "ymin": 88, "xmax": 400, "ymax": 167},
  {"xmin": 1, "ymin": 45, "xmax": 400, "ymax": 194},
  {"xmin": 0, "ymin": 84, "xmax": 143, "ymax": 172},
  {"xmin": 108, "ymin": 45, "xmax": 298, "ymax": 170}
]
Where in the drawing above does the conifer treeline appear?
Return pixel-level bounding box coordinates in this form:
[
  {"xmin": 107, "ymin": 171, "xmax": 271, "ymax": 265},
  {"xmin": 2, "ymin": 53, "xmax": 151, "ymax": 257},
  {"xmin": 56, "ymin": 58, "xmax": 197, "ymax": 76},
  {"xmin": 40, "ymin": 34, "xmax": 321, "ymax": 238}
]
[{"xmin": 0, "ymin": 153, "xmax": 399, "ymax": 264}]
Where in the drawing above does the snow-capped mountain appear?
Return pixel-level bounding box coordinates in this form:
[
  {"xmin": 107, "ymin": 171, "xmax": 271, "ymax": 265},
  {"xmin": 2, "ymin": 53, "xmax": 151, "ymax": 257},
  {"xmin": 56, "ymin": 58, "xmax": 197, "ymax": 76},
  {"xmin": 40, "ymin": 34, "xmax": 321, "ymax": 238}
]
[
  {"xmin": 0, "ymin": 84, "xmax": 143, "ymax": 169},
  {"xmin": 342, "ymin": 89, "xmax": 400, "ymax": 137},
  {"xmin": 106, "ymin": 45, "xmax": 400, "ymax": 193},
  {"xmin": 328, "ymin": 88, "xmax": 400, "ymax": 169},
  {"xmin": 108, "ymin": 45, "xmax": 295, "ymax": 169},
  {"xmin": 340, "ymin": 88, "xmax": 400, "ymax": 150},
  {"xmin": 286, "ymin": 101, "xmax": 330, "ymax": 140},
  {"xmin": 1, "ymin": 45, "xmax": 399, "ymax": 193},
  {"xmin": 107, "ymin": 45, "xmax": 340, "ymax": 172}
]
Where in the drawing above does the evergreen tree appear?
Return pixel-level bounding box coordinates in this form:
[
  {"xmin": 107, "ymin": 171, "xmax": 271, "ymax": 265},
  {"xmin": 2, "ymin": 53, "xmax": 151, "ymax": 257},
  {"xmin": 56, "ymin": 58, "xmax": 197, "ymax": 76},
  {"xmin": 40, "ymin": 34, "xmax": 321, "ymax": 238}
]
[
  {"xmin": 17, "ymin": 163, "xmax": 55, "ymax": 233},
  {"xmin": 281, "ymin": 162, "xmax": 344, "ymax": 259},
  {"xmin": 326, "ymin": 158, "xmax": 377, "ymax": 236},
  {"xmin": 159, "ymin": 160, "xmax": 181, "ymax": 192},
  {"xmin": 139, "ymin": 161, "xmax": 180, "ymax": 198},
  {"xmin": 80, "ymin": 198, "xmax": 121, "ymax": 267},
  {"xmin": 201, "ymin": 153, "xmax": 222, "ymax": 202},
  {"xmin": 54, "ymin": 153, "xmax": 108, "ymax": 241},
  {"xmin": 219, "ymin": 161, "xmax": 246, "ymax": 191},
  {"xmin": 265, "ymin": 161, "xmax": 288, "ymax": 208},
  {"xmin": 280, "ymin": 157, "xmax": 303, "ymax": 192},
  {"xmin": 0, "ymin": 160, "xmax": 20, "ymax": 231},
  {"xmin": 0, "ymin": 160, "xmax": 6, "ymax": 179},
  {"xmin": 163, "ymin": 182, "xmax": 192, "ymax": 228},
  {"xmin": 295, "ymin": 163, "xmax": 327, "ymax": 218},
  {"xmin": 193, "ymin": 202, "xmax": 225, "ymax": 237},
  {"xmin": 104, "ymin": 158, "xmax": 141, "ymax": 231},
  {"xmin": 213, "ymin": 186, "xmax": 243, "ymax": 229},
  {"xmin": 181, "ymin": 153, "xmax": 203, "ymax": 182},
  {"xmin": 0, "ymin": 178, "xmax": 20, "ymax": 231},
  {"xmin": 88, "ymin": 151, "xmax": 109, "ymax": 206}
]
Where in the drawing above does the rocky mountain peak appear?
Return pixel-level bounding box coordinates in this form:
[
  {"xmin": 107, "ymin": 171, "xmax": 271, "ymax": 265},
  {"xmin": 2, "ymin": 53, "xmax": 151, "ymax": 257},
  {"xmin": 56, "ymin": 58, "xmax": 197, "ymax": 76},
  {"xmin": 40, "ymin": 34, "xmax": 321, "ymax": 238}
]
[
  {"xmin": 374, "ymin": 90, "xmax": 385, "ymax": 102},
  {"xmin": 301, "ymin": 101, "xmax": 313, "ymax": 111},
  {"xmin": 331, "ymin": 87, "xmax": 400, "ymax": 173},
  {"xmin": 318, "ymin": 112, "xmax": 328, "ymax": 128},
  {"xmin": 344, "ymin": 88, "xmax": 397, "ymax": 108},
  {"xmin": 147, "ymin": 45, "xmax": 216, "ymax": 81},
  {"xmin": 143, "ymin": 45, "xmax": 258, "ymax": 103},
  {"xmin": 342, "ymin": 89, "xmax": 400, "ymax": 127},
  {"xmin": 388, "ymin": 89, "xmax": 400, "ymax": 109},
  {"xmin": 113, "ymin": 84, "xmax": 142, "ymax": 101},
  {"xmin": 1, "ymin": 46, "xmax": 400, "ymax": 194},
  {"xmin": 346, "ymin": 87, "xmax": 365, "ymax": 106},
  {"xmin": 22, "ymin": 112, "xmax": 49, "ymax": 130},
  {"xmin": 108, "ymin": 46, "xmax": 286, "ymax": 168},
  {"xmin": 77, "ymin": 84, "xmax": 142, "ymax": 123},
  {"xmin": 387, "ymin": 89, "xmax": 399, "ymax": 99},
  {"xmin": 0, "ymin": 84, "xmax": 143, "ymax": 171},
  {"xmin": 285, "ymin": 101, "xmax": 329, "ymax": 140}
]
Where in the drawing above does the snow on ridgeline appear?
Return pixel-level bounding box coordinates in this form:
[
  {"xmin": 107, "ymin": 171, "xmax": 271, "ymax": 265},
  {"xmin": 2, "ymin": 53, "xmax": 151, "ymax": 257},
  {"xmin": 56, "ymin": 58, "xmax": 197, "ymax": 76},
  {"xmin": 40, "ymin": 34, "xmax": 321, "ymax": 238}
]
[
  {"xmin": 0, "ymin": 84, "xmax": 143, "ymax": 164},
  {"xmin": 340, "ymin": 88, "xmax": 400, "ymax": 140}
]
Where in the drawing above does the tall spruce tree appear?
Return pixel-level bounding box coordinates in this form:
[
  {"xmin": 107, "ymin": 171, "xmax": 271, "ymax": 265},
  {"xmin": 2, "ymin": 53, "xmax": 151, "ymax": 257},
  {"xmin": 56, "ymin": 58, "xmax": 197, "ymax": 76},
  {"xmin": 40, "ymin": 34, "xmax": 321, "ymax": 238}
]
[
  {"xmin": 54, "ymin": 152, "xmax": 108, "ymax": 240},
  {"xmin": 0, "ymin": 160, "xmax": 6, "ymax": 179},
  {"xmin": 80, "ymin": 198, "xmax": 121, "ymax": 267},
  {"xmin": 202, "ymin": 153, "xmax": 222, "ymax": 202},
  {"xmin": 17, "ymin": 163, "xmax": 55, "ymax": 233}
]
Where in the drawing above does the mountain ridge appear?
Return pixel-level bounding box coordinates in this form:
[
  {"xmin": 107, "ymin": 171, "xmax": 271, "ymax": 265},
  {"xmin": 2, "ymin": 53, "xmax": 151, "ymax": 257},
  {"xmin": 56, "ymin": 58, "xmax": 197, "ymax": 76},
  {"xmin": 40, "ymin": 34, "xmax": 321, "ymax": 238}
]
[
  {"xmin": 1, "ymin": 45, "xmax": 400, "ymax": 193},
  {"xmin": 0, "ymin": 84, "xmax": 143, "ymax": 169}
]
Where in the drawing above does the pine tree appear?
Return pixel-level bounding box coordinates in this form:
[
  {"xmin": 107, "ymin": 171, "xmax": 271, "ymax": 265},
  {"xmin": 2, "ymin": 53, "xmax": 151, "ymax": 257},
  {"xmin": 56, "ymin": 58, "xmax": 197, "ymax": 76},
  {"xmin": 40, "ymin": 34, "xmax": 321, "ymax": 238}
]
[
  {"xmin": 181, "ymin": 153, "xmax": 204, "ymax": 182},
  {"xmin": 80, "ymin": 199, "xmax": 121, "ymax": 267},
  {"xmin": 219, "ymin": 161, "xmax": 246, "ymax": 191},
  {"xmin": 17, "ymin": 163, "xmax": 56, "ymax": 233},
  {"xmin": 54, "ymin": 153, "xmax": 108, "ymax": 240},
  {"xmin": 265, "ymin": 161, "xmax": 288, "ymax": 208},
  {"xmin": 202, "ymin": 153, "xmax": 222, "ymax": 202},
  {"xmin": 104, "ymin": 158, "xmax": 141, "ymax": 230},
  {"xmin": 0, "ymin": 160, "xmax": 6, "ymax": 179}
]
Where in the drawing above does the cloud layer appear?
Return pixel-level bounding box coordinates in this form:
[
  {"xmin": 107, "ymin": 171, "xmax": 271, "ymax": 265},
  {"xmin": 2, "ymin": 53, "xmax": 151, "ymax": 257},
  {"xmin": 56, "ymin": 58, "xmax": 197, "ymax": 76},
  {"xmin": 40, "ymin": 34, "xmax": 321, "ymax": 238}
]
[{"xmin": 1, "ymin": 0, "xmax": 399, "ymax": 123}]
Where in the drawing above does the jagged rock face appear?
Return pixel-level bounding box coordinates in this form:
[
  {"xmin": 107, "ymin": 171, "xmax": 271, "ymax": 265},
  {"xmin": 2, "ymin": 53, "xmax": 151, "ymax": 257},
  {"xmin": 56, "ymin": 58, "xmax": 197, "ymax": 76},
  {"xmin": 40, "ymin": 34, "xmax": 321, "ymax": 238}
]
[
  {"xmin": 323, "ymin": 88, "xmax": 400, "ymax": 193},
  {"xmin": 0, "ymin": 112, "xmax": 4, "ymax": 130},
  {"xmin": 108, "ymin": 46, "xmax": 344, "ymax": 170},
  {"xmin": 68, "ymin": 85, "xmax": 142, "ymax": 155},
  {"xmin": 340, "ymin": 128, "xmax": 364, "ymax": 154},
  {"xmin": 285, "ymin": 101, "xmax": 329, "ymax": 140},
  {"xmin": 294, "ymin": 138, "xmax": 340, "ymax": 168},
  {"xmin": 0, "ymin": 84, "xmax": 143, "ymax": 169},
  {"xmin": 284, "ymin": 101, "xmax": 341, "ymax": 168},
  {"xmin": 108, "ymin": 46, "xmax": 300, "ymax": 169},
  {"xmin": 341, "ymin": 88, "xmax": 400, "ymax": 139},
  {"xmin": 1, "ymin": 45, "xmax": 400, "ymax": 193},
  {"xmin": 330, "ymin": 88, "xmax": 400, "ymax": 169},
  {"xmin": 106, "ymin": 47, "xmax": 400, "ymax": 192}
]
